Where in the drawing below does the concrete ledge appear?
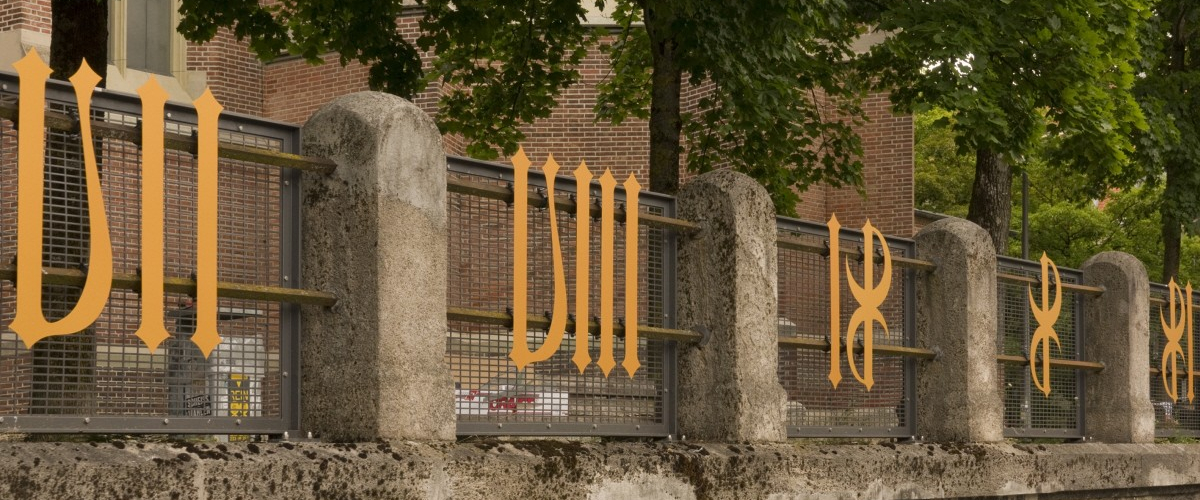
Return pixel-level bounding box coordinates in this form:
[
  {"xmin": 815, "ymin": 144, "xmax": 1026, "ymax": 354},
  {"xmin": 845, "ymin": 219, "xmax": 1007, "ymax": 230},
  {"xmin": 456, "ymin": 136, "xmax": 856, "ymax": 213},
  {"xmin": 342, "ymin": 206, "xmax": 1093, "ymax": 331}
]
[{"xmin": 3, "ymin": 441, "xmax": 1200, "ymax": 499}]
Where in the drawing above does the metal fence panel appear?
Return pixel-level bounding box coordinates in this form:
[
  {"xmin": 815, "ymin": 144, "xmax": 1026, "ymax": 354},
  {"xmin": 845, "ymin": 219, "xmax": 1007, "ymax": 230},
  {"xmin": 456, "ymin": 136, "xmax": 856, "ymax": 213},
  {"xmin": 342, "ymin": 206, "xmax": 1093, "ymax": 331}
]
[
  {"xmin": 0, "ymin": 72, "xmax": 300, "ymax": 434},
  {"xmin": 776, "ymin": 217, "xmax": 916, "ymax": 438},
  {"xmin": 446, "ymin": 156, "xmax": 675, "ymax": 437},
  {"xmin": 1149, "ymin": 283, "xmax": 1200, "ymax": 438},
  {"xmin": 997, "ymin": 256, "xmax": 1084, "ymax": 438}
]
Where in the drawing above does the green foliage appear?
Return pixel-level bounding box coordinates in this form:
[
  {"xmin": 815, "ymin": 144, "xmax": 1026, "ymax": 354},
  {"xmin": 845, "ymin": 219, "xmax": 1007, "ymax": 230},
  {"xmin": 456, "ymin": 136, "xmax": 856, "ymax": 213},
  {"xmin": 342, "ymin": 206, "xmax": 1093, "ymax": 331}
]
[
  {"xmin": 603, "ymin": 0, "xmax": 869, "ymax": 212},
  {"xmin": 178, "ymin": 0, "xmax": 872, "ymax": 211},
  {"xmin": 913, "ymin": 108, "xmax": 972, "ymax": 218},
  {"xmin": 1131, "ymin": 0, "xmax": 1200, "ymax": 279},
  {"xmin": 871, "ymin": 0, "xmax": 1149, "ymax": 191},
  {"xmin": 915, "ymin": 106, "xmax": 1200, "ymax": 283}
]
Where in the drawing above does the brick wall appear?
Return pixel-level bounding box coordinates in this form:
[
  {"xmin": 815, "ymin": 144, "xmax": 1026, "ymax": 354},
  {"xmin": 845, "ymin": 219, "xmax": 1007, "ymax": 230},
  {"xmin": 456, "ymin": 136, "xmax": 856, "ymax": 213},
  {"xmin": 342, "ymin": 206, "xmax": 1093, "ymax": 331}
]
[
  {"xmin": 185, "ymin": 29, "xmax": 265, "ymax": 115},
  {"xmin": 0, "ymin": 0, "xmax": 50, "ymax": 34}
]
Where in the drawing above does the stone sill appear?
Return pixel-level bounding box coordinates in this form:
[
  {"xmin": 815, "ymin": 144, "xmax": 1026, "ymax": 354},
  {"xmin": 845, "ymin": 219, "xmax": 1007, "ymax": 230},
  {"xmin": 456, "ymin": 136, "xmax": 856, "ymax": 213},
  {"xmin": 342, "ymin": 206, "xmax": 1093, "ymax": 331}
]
[{"xmin": 2, "ymin": 440, "xmax": 1199, "ymax": 499}]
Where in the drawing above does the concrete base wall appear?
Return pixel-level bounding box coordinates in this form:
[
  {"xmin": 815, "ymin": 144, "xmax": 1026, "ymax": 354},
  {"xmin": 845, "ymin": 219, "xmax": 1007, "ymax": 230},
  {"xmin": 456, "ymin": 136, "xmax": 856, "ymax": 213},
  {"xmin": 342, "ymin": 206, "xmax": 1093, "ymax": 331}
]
[{"xmin": 3, "ymin": 440, "xmax": 1200, "ymax": 499}]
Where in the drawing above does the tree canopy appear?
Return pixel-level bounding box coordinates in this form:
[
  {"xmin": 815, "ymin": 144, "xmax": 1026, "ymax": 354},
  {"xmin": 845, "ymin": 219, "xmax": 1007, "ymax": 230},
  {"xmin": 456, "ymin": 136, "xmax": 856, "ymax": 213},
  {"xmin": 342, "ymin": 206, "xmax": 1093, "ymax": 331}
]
[
  {"xmin": 178, "ymin": 0, "xmax": 870, "ymax": 210},
  {"xmin": 1131, "ymin": 0, "xmax": 1200, "ymax": 280},
  {"xmin": 869, "ymin": 0, "xmax": 1150, "ymax": 253}
]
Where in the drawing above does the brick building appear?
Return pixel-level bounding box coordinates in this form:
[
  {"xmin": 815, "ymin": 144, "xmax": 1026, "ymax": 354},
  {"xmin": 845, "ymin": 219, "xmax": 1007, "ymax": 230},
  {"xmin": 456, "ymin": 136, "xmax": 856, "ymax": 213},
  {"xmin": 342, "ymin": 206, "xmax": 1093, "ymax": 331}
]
[
  {"xmin": 0, "ymin": 1, "xmax": 914, "ymax": 235},
  {"xmin": 0, "ymin": 1, "xmax": 915, "ymax": 430}
]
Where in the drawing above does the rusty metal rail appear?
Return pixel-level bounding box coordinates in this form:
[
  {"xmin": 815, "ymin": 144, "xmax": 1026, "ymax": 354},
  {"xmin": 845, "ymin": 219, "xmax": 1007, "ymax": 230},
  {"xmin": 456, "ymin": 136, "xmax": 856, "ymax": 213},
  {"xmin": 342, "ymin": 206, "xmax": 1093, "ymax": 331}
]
[
  {"xmin": 0, "ymin": 264, "xmax": 337, "ymax": 306},
  {"xmin": 775, "ymin": 234, "xmax": 937, "ymax": 272},
  {"xmin": 995, "ymin": 354, "xmax": 1105, "ymax": 373},
  {"xmin": 447, "ymin": 177, "xmax": 701, "ymax": 233},
  {"xmin": 995, "ymin": 272, "xmax": 1105, "ymax": 297},
  {"xmin": 777, "ymin": 335, "xmax": 938, "ymax": 359},
  {"xmin": 447, "ymin": 306, "xmax": 703, "ymax": 343},
  {"xmin": 0, "ymin": 102, "xmax": 337, "ymax": 174}
]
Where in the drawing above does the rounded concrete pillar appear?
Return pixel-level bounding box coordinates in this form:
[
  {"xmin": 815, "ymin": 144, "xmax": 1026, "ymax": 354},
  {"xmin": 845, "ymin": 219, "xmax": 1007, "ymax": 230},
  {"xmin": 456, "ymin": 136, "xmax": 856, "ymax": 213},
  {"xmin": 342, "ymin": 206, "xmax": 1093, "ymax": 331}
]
[
  {"xmin": 676, "ymin": 169, "xmax": 787, "ymax": 442},
  {"xmin": 914, "ymin": 217, "xmax": 1004, "ymax": 442},
  {"xmin": 1081, "ymin": 251, "xmax": 1154, "ymax": 443},
  {"xmin": 299, "ymin": 92, "xmax": 455, "ymax": 441}
]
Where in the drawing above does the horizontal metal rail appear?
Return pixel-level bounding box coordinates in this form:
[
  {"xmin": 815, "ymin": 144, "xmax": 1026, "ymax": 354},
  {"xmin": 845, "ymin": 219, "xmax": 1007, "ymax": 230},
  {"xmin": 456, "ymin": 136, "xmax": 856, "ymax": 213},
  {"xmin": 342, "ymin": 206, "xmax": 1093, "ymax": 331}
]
[
  {"xmin": 447, "ymin": 306, "xmax": 703, "ymax": 342},
  {"xmin": 447, "ymin": 177, "xmax": 701, "ymax": 233},
  {"xmin": 0, "ymin": 264, "xmax": 337, "ymax": 306},
  {"xmin": 777, "ymin": 335, "xmax": 938, "ymax": 360},
  {"xmin": 776, "ymin": 234, "xmax": 937, "ymax": 272},
  {"xmin": 995, "ymin": 272, "xmax": 1105, "ymax": 297},
  {"xmin": 995, "ymin": 354, "xmax": 1105, "ymax": 373},
  {"xmin": 0, "ymin": 103, "xmax": 336, "ymax": 174}
]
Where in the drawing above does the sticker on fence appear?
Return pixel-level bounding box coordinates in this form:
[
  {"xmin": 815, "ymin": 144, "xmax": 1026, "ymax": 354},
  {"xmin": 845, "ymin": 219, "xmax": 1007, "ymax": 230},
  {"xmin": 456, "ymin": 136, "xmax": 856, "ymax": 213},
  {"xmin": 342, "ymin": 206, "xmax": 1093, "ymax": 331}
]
[
  {"xmin": 8, "ymin": 51, "xmax": 226, "ymax": 357},
  {"xmin": 509, "ymin": 147, "xmax": 642, "ymax": 378},
  {"xmin": 827, "ymin": 215, "xmax": 892, "ymax": 391}
]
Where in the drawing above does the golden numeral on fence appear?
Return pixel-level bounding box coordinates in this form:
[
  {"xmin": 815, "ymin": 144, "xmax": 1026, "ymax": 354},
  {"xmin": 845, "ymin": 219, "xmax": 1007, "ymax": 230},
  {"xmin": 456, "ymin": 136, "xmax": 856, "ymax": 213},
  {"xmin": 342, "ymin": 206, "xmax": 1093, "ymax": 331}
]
[
  {"xmin": 9, "ymin": 50, "xmax": 224, "ymax": 357},
  {"xmin": 1159, "ymin": 279, "xmax": 1194, "ymax": 403},
  {"xmin": 1028, "ymin": 253, "xmax": 1062, "ymax": 396},
  {"xmin": 509, "ymin": 147, "xmax": 641, "ymax": 378},
  {"xmin": 827, "ymin": 215, "xmax": 892, "ymax": 391}
]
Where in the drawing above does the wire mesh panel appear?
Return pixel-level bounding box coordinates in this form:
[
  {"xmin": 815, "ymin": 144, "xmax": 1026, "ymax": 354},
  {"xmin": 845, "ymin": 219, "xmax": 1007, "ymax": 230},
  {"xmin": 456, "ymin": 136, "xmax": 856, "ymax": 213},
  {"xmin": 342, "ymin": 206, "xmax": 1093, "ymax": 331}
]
[
  {"xmin": 776, "ymin": 217, "xmax": 916, "ymax": 438},
  {"xmin": 1149, "ymin": 283, "xmax": 1200, "ymax": 438},
  {"xmin": 997, "ymin": 256, "xmax": 1084, "ymax": 438},
  {"xmin": 0, "ymin": 72, "xmax": 300, "ymax": 434},
  {"xmin": 446, "ymin": 156, "xmax": 675, "ymax": 436}
]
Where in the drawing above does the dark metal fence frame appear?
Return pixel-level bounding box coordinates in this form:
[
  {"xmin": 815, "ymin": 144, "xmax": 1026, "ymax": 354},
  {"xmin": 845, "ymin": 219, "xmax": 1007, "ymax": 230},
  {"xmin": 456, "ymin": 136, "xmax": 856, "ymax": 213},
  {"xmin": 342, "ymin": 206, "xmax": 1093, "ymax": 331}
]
[
  {"xmin": 996, "ymin": 255, "xmax": 1087, "ymax": 439},
  {"xmin": 445, "ymin": 155, "xmax": 679, "ymax": 437},
  {"xmin": 774, "ymin": 216, "xmax": 919, "ymax": 438},
  {"xmin": 0, "ymin": 71, "xmax": 306, "ymax": 435},
  {"xmin": 1148, "ymin": 282, "xmax": 1200, "ymax": 439}
]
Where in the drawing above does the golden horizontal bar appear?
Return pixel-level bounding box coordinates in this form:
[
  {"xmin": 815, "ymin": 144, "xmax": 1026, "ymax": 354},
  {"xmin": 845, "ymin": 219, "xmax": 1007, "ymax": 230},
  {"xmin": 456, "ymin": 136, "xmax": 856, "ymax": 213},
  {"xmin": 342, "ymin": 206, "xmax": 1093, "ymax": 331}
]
[
  {"xmin": 0, "ymin": 103, "xmax": 337, "ymax": 174},
  {"xmin": 995, "ymin": 272, "xmax": 1105, "ymax": 297},
  {"xmin": 776, "ymin": 234, "xmax": 937, "ymax": 272},
  {"xmin": 995, "ymin": 354, "xmax": 1105, "ymax": 373},
  {"xmin": 777, "ymin": 335, "xmax": 938, "ymax": 360},
  {"xmin": 446, "ymin": 306, "xmax": 704, "ymax": 343},
  {"xmin": 447, "ymin": 177, "xmax": 701, "ymax": 233},
  {"xmin": 0, "ymin": 264, "xmax": 337, "ymax": 306},
  {"xmin": 1148, "ymin": 367, "xmax": 1195, "ymax": 376}
]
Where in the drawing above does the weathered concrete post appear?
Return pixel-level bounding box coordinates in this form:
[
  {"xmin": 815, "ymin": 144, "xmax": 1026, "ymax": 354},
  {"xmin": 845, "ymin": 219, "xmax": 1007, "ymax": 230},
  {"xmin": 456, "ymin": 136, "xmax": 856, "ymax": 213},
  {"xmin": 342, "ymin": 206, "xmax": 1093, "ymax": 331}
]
[
  {"xmin": 299, "ymin": 92, "xmax": 455, "ymax": 441},
  {"xmin": 914, "ymin": 218, "xmax": 1004, "ymax": 442},
  {"xmin": 676, "ymin": 170, "xmax": 787, "ymax": 442},
  {"xmin": 1080, "ymin": 251, "xmax": 1154, "ymax": 443}
]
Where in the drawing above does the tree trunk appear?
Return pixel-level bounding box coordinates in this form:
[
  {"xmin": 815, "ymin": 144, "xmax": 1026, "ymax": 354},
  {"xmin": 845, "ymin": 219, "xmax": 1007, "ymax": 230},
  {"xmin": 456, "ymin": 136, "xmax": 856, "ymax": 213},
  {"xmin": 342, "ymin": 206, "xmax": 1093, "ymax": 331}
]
[
  {"xmin": 967, "ymin": 148, "xmax": 1012, "ymax": 255},
  {"xmin": 1161, "ymin": 3, "xmax": 1188, "ymax": 282},
  {"xmin": 50, "ymin": 0, "xmax": 108, "ymax": 81},
  {"xmin": 642, "ymin": 2, "xmax": 682, "ymax": 195},
  {"xmin": 1163, "ymin": 160, "xmax": 1183, "ymax": 281}
]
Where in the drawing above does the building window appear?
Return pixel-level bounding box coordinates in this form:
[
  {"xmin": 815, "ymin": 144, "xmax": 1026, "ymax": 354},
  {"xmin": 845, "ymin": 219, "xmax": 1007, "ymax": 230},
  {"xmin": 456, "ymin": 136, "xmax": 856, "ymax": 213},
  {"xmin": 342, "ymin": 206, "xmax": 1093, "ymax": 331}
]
[{"xmin": 108, "ymin": 0, "xmax": 181, "ymax": 76}]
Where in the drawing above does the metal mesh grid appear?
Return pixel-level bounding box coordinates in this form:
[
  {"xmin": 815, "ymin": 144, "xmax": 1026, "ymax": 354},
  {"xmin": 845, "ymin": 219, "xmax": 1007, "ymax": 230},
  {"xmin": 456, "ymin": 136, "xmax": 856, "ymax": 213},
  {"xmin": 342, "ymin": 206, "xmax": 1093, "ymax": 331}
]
[
  {"xmin": 0, "ymin": 80, "xmax": 294, "ymax": 433},
  {"xmin": 446, "ymin": 159, "xmax": 672, "ymax": 436},
  {"xmin": 1149, "ymin": 283, "xmax": 1200, "ymax": 437},
  {"xmin": 997, "ymin": 257, "xmax": 1083, "ymax": 438},
  {"xmin": 776, "ymin": 218, "xmax": 915, "ymax": 437}
]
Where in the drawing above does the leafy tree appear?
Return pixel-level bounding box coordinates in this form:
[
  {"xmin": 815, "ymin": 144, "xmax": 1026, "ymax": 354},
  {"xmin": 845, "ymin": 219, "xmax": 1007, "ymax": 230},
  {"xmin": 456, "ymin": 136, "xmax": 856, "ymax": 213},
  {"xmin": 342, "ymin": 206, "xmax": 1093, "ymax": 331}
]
[
  {"xmin": 912, "ymin": 108, "xmax": 968, "ymax": 218},
  {"xmin": 178, "ymin": 0, "xmax": 869, "ymax": 208},
  {"xmin": 870, "ymin": 0, "xmax": 1149, "ymax": 253},
  {"xmin": 913, "ymin": 108, "xmax": 1200, "ymax": 282},
  {"xmin": 1132, "ymin": 0, "xmax": 1200, "ymax": 281}
]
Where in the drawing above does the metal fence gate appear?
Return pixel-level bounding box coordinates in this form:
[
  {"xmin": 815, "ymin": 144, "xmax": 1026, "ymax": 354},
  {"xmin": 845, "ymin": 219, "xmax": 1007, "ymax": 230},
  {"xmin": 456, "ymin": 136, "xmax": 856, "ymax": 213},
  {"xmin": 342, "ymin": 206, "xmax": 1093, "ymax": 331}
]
[
  {"xmin": 0, "ymin": 71, "xmax": 302, "ymax": 435},
  {"xmin": 445, "ymin": 156, "xmax": 678, "ymax": 436}
]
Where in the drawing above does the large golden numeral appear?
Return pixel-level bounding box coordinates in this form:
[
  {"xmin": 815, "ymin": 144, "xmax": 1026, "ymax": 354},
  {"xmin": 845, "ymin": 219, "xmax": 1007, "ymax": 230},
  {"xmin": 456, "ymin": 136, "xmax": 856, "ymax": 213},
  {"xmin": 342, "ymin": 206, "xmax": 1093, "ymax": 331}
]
[{"xmin": 9, "ymin": 51, "xmax": 113, "ymax": 348}]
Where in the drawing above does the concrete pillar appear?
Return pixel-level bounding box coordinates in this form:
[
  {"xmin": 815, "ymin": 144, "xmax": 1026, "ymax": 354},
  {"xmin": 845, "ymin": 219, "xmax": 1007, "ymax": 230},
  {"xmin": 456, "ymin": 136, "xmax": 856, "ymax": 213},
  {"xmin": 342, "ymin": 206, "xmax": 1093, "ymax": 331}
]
[
  {"xmin": 1080, "ymin": 251, "xmax": 1154, "ymax": 443},
  {"xmin": 914, "ymin": 218, "xmax": 1004, "ymax": 442},
  {"xmin": 676, "ymin": 170, "xmax": 787, "ymax": 442},
  {"xmin": 298, "ymin": 92, "xmax": 455, "ymax": 441}
]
